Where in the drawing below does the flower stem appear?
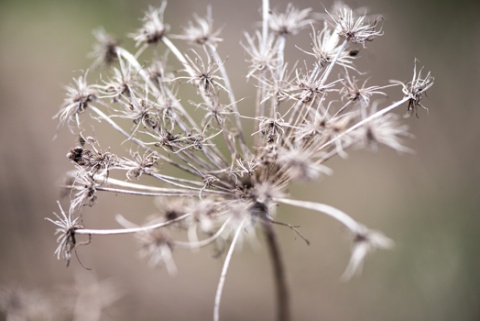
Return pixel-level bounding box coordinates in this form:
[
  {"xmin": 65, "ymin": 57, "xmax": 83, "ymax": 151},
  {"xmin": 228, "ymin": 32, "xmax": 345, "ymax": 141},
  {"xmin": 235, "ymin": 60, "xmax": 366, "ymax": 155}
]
[
  {"xmin": 214, "ymin": 217, "xmax": 247, "ymax": 321},
  {"xmin": 261, "ymin": 217, "xmax": 290, "ymax": 321}
]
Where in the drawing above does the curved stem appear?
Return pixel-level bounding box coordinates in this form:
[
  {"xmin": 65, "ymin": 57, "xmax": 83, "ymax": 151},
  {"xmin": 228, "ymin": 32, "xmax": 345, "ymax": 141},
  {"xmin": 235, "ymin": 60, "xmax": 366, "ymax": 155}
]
[
  {"xmin": 274, "ymin": 197, "xmax": 360, "ymax": 233},
  {"xmin": 174, "ymin": 218, "xmax": 231, "ymax": 250},
  {"xmin": 214, "ymin": 217, "xmax": 247, "ymax": 321},
  {"xmin": 75, "ymin": 213, "xmax": 190, "ymax": 236}
]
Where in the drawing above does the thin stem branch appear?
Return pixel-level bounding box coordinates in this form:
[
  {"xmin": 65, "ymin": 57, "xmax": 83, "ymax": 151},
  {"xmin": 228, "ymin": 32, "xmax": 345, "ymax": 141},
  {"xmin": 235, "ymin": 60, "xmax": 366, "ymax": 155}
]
[
  {"xmin": 274, "ymin": 197, "xmax": 361, "ymax": 233},
  {"xmin": 94, "ymin": 185, "xmax": 211, "ymax": 198},
  {"xmin": 75, "ymin": 213, "xmax": 190, "ymax": 236},
  {"xmin": 93, "ymin": 175, "xmax": 228, "ymax": 196},
  {"xmin": 214, "ymin": 217, "xmax": 247, "ymax": 321},
  {"xmin": 206, "ymin": 43, "xmax": 243, "ymax": 133},
  {"xmin": 318, "ymin": 96, "xmax": 410, "ymax": 151},
  {"xmin": 262, "ymin": 0, "xmax": 270, "ymax": 51},
  {"xmin": 174, "ymin": 218, "xmax": 231, "ymax": 249},
  {"xmin": 319, "ymin": 39, "xmax": 348, "ymax": 86}
]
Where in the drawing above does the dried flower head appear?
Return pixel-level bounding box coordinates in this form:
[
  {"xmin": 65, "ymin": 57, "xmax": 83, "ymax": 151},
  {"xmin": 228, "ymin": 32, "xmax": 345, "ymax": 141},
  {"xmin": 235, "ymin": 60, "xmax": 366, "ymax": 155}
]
[
  {"xmin": 391, "ymin": 59, "xmax": 435, "ymax": 117},
  {"xmin": 137, "ymin": 227, "xmax": 177, "ymax": 274},
  {"xmin": 269, "ymin": 4, "xmax": 313, "ymax": 36},
  {"xmin": 54, "ymin": 73, "xmax": 97, "ymax": 131},
  {"xmin": 342, "ymin": 227, "xmax": 394, "ymax": 280},
  {"xmin": 303, "ymin": 23, "xmax": 355, "ymax": 69},
  {"xmin": 45, "ymin": 202, "xmax": 83, "ymax": 266},
  {"xmin": 175, "ymin": 6, "xmax": 223, "ymax": 46},
  {"xmin": 131, "ymin": 3, "xmax": 169, "ymax": 47},
  {"xmin": 340, "ymin": 71, "xmax": 393, "ymax": 106},
  {"xmin": 50, "ymin": 2, "xmax": 433, "ymax": 320},
  {"xmin": 242, "ymin": 31, "xmax": 279, "ymax": 78},
  {"xmin": 353, "ymin": 103, "xmax": 413, "ymax": 153},
  {"xmin": 90, "ymin": 28, "xmax": 118, "ymax": 67},
  {"xmin": 327, "ymin": 3, "xmax": 383, "ymax": 45}
]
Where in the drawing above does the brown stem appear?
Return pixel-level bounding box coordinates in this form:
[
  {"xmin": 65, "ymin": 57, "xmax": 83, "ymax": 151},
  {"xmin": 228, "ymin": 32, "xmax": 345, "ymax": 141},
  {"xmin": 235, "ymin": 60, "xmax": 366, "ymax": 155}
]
[{"xmin": 261, "ymin": 215, "xmax": 291, "ymax": 321}]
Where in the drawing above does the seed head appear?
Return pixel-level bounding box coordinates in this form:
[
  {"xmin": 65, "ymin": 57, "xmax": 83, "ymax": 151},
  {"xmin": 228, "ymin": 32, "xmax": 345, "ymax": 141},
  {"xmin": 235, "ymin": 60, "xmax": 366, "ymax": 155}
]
[
  {"xmin": 45, "ymin": 202, "xmax": 82, "ymax": 266},
  {"xmin": 131, "ymin": 3, "xmax": 169, "ymax": 47},
  {"xmin": 54, "ymin": 73, "xmax": 97, "ymax": 131},
  {"xmin": 328, "ymin": 4, "xmax": 383, "ymax": 45},
  {"xmin": 269, "ymin": 4, "xmax": 313, "ymax": 36},
  {"xmin": 175, "ymin": 6, "xmax": 223, "ymax": 46},
  {"xmin": 90, "ymin": 28, "xmax": 118, "ymax": 67},
  {"xmin": 391, "ymin": 60, "xmax": 435, "ymax": 117},
  {"xmin": 50, "ymin": 2, "xmax": 434, "ymax": 318}
]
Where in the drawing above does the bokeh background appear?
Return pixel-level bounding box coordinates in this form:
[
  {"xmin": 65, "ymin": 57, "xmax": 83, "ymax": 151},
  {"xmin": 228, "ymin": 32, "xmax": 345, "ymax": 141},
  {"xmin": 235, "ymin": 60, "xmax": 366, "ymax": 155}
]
[{"xmin": 1, "ymin": 0, "xmax": 479, "ymax": 320}]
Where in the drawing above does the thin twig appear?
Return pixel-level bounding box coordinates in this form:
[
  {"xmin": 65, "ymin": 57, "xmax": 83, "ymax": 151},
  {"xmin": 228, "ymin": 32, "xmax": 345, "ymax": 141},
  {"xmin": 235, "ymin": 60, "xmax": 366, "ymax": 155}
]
[{"xmin": 214, "ymin": 217, "xmax": 247, "ymax": 321}]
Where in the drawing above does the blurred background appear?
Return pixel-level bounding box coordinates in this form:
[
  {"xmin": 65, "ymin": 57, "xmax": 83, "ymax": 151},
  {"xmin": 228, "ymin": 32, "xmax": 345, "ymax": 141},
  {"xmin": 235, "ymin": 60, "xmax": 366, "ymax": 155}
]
[{"xmin": 0, "ymin": 0, "xmax": 479, "ymax": 320}]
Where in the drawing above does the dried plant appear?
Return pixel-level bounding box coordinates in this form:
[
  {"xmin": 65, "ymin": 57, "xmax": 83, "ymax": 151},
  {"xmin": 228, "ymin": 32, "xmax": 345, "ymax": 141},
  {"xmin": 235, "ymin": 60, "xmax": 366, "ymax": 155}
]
[{"xmin": 49, "ymin": 1, "xmax": 434, "ymax": 320}]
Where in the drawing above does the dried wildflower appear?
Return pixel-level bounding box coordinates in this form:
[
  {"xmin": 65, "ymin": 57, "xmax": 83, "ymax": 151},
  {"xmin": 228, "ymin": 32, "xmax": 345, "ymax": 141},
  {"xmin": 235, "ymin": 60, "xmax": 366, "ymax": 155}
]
[
  {"xmin": 45, "ymin": 202, "xmax": 83, "ymax": 266},
  {"xmin": 340, "ymin": 71, "xmax": 393, "ymax": 106},
  {"xmin": 269, "ymin": 4, "xmax": 313, "ymax": 36},
  {"xmin": 67, "ymin": 136, "xmax": 117, "ymax": 177},
  {"xmin": 185, "ymin": 198, "xmax": 220, "ymax": 234},
  {"xmin": 277, "ymin": 144, "xmax": 332, "ymax": 181},
  {"xmin": 293, "ymin": 67, "xmax": 340, "ymax": 103},
  {"xmin": 181, "ymin": 49, "xmax": 226, "ymax": 94},
  {"xmin": 302, "ymin": 23, "xmax": 355, "ymax": 69},
  {"xmin": 120, "ymin": 150, "xmax": 159, "ymax": 180},
  {"xmin": 342, "ymin": 227, "xmax": 394, "ymax": 280},
  {"xmin": 197, "ymin": 100, "xmax": 235, "ymax": 130},
  {"xmin": 68, "ymin": 168, "xmax": 100, "ymax": 211},
  {"xmin": 328, "ymin": 4, "xmax": 383, "ymax": 45},
  {"xmin": 100, "ymin": 63, "xmax": 138, "ymax": 101},
  {"xmin": 138, "ymin": 228, "xmax": 177, "ymax": 274},
  {"xmin": 51, "ymin": 2, "xmax": 433, "ymax": 321},
  {"xmin": 242, "ymin": 31, "xmax": 278, "ymax": 78},
  {"xmin": 131, "ymin": 3, "xmax": 169, "ymax": 47},
  {"xmin": 175, "ymin": 6, "xmax": 223, "ymax": 46},
  {"xmin": 54, "ymin": 73, "xmax": 97, "ymax": 130},
  {"xmin": 147, "ymin": 53, "xmax": 174, "ymax": 85},
  {"xmin": 89, "ymin": 28, "xmax": 118, "ymax": 67},
  {"xmin": 391, "ymin": 59, "xmax": 435, "ymax": 117},
  {"xmin": 353, "ymin": 103, "xmax": 413, "ymax": 153}
]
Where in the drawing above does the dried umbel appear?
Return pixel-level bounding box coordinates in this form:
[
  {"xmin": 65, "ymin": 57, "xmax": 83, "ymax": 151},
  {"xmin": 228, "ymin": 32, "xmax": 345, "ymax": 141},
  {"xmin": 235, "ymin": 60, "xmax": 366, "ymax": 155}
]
[{"xmin": 49, "ymin": 1, "xmax": 433, "ymax": 320}]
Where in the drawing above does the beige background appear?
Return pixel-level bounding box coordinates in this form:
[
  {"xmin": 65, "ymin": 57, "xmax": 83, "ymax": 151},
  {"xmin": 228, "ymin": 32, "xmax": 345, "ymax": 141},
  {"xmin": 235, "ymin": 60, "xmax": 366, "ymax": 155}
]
[{"xmin": 0, "ymin": 0, "xmax": 479, "ymax": 320}]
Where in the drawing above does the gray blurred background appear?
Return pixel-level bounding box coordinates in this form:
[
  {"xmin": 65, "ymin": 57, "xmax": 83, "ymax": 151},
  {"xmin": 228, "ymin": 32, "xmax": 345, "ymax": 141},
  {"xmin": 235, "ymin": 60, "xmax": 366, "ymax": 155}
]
[{"xmin": 0, "ymin": 0, "xmax": 479, "ymax": 320}]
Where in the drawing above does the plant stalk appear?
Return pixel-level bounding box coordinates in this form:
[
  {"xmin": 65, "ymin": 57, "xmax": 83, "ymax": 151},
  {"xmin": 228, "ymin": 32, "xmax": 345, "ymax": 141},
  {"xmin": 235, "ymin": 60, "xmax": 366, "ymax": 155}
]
[{"xmin": 262, "ymin": 217, "xmax": 290, "ymax": 321}]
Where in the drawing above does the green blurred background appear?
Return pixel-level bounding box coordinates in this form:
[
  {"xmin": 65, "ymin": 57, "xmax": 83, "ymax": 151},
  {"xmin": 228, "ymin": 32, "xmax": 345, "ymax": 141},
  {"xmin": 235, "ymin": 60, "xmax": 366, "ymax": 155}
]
[{"xmin": 0, "ymin": 0, "xmax": 479, "ymax": 320}]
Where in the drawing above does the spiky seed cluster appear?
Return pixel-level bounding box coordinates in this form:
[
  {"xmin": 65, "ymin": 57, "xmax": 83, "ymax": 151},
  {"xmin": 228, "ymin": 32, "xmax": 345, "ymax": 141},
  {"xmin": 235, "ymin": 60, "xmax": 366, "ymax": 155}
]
[
  {"xmin": 50, "ymin": 1, "xmax": 433, "ymax": 320},
  {"xmin": 174, "ymin": 6, "xmax": 222, "ymax": 46},
  {"xmin": 269, "ymin": 3, "xmax": 313, "ymax": 36},
  {"xmin": 328, "ymin": 5, "xmax": 383, "ymax": 45},
  {"xmin": 132, "ymin": 3, "xmax": 169, "ymax": 46}
]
